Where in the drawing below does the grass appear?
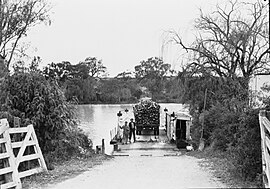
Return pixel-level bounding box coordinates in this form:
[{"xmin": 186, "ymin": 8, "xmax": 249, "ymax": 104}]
[
  {"xmin": 21, "ymin": 154, "xmax": 113, "ymax": 189},
  {"xmin": 186, "ymin": 147, "xmax": 262, "ymax": 188}
]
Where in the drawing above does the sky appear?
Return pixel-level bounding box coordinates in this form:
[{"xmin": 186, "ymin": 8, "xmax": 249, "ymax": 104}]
[{"xmin": 25, "ymin": 0, "xmax": 223, "ymax": 77}]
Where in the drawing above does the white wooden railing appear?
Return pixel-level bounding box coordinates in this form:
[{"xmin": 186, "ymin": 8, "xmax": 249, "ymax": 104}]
[
  {"xmin": 259, "ymin": 110, "xmax": 270, "ymax": 188},
  {"xmin": 0, "ymin": 119, "xmax": 47, "ymax": 189}
]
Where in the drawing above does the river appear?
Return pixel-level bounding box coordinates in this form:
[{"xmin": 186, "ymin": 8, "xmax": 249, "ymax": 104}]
[{"xmin": 76, "ymin": 103, "xmax": 188, "ymax": 154}]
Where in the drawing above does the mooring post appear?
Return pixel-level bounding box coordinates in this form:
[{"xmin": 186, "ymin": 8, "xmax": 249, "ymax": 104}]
[
  {"xmin": 102, "ymin": 139, "xmax": 105, "ymax": 154},
  {"xmin": 113, "ymin": 144, "xmax": 118, "ymax": 151},
  {"xmin": 96, "ymin": 145, "xmax": 100, "ymax": 154}
]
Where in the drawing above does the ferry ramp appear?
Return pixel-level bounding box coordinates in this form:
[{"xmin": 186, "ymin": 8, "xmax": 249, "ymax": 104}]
[{"xmin": 46, "ymin": 129, "xmax": 227, "ymax": 189}]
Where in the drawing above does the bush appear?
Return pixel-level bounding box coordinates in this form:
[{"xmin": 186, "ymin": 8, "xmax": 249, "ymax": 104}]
[
  {"xmin": 191, "ymin": 104, "xmax": 240, "ymax": 151},
  {"xmin": 0, "ymin": 71, "xmax": 92, "ymax": 161},
  {"xmin": 190, "ymin": 104, "xmax": 262, "ymax": 182},
  {"xmin": 205, "ymin": 105, "xmax": 240, "ymax": 151},
  {"xmin": 227, "ymin": 109, "xmax": 262, "ymax": 181}
]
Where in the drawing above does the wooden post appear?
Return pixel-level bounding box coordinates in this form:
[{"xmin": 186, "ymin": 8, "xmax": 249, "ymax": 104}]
[
  {"xmin": 0, "ymin": 119, "xmax": 22, "ymax": 189},
  {"xmin": 3, "ymin": 124, "xmax": 22, "ymax": 189},
  {"xmin": 113, "ymin": 144, "xmax": 118, "ymax": 151},
  {"xmin": 30, "ymin": 125, "xmax": 48, "ymax": 173},
  {"xmin": 199, "ymin": 88, "xmax": 207, "ymax": 151},
  {"xmin": 96, "ymin": 146, "xmax": 99, "ymax": 154},
  {"xmin": 259, "ymin": 110, "xmax": 268, "ymax": 187},
  {"xmin": 101, "ymin": 139, "xmax": 105, "ymax": 154}
]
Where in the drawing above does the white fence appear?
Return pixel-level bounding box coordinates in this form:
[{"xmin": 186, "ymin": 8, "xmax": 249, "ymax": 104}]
[
  {"xmin": 259, "ymin": 110, "xmax": 270, "ymax": 188},
  {"xmin": 0, "ymin": 119, "xmax": 47, "ymax": 189}
]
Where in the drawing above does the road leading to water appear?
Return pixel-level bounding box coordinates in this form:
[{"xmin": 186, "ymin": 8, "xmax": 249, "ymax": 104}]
[
  {"xmin": 46, "ymin": 152, "xmax": 226, "ymax": 189},
  {"xmin": 45, "ymin": 130, "xmax": 227, "ymax": 189},
  {"xmin": 45, "ymin": 145, "xmax": 226, "ymax": 189}
]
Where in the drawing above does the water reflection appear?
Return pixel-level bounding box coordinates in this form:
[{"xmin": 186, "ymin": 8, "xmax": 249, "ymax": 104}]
[{"xmin": 76, "ymin": 103, "xmax": 188, "ymax": 154}]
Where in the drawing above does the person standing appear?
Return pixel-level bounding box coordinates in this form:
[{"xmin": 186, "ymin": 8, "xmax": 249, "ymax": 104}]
[
  {"xmin": 129, "ymin": 118, "xmax": 136, "ymax": 143},
  {"xmin": 120, "ymin": 121, "xmax": 129, "ymax": 144}
]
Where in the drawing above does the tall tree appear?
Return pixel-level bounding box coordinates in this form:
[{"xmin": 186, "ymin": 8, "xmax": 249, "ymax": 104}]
[
  {"xmin": 135, "ymin": 57, "xmax": 171, "ymax": 79},
  {"xmin": 43, "ymin": 61, "xmax": 72, "ymax": 85},
  {"xmin": 0, "ymin": 0, "xmax": 51, "ymax": 69},
  {"xmin": 167, "ymin": 0, "xmax": 269, "ymax": 80},
  {"xmin": 134, "ymin": 57, "xmax": 171, "ymax": 99},
  {"xmin": 81, "ymin": 57, "xmax": 107, "ymax": 77}
]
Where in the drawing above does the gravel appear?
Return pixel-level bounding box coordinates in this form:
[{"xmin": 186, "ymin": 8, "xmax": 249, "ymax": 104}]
[{"xmin": 45, "ymin": 152, "xmax": 226, "ymax": 189}]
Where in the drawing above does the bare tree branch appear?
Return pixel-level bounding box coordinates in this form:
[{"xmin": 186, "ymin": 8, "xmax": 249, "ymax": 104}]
[
  {"xmin": 166, "ymin": 0, "xmax": 269, "ymax": 79},
  {"xmin": 0, "ymin": 0, "xmax": 51, "ymax": 70}
]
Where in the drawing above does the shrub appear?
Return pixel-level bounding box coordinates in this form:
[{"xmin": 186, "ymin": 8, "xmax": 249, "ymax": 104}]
[
  {"xmin": 227, "ymin": 109, "xmax": 262, "ymax": 181},
  {"xmin": 191, "ymin": 104, "xmax": 240, "ymax": 150},
  {"xmin": 0, "ymin": 71, "xmax": 91, "ymax": 161}
]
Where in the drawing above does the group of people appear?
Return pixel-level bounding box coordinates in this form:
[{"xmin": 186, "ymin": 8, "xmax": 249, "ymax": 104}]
[{"xmin": 120, "ymin": 118, "xmax": 136, "ymax": 144}]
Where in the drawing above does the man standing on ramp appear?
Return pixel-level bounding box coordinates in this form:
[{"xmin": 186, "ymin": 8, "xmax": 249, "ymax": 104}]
[{"xmin": 129, "ymin": 118, "xmax": 136, "ymax": 143}]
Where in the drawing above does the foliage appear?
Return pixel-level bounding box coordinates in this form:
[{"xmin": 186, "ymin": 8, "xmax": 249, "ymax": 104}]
[
  {"xmin": 98, "ymin": 78, "xmax": 140, "ymax": 103},
  {"xmin": 173, "ymin": 41, "xmax": 261, "ymax": 182},
  {"xmin": 43, "ymin": 60, "xmax": 147, "ymax": 104},
  {"xmin": 190, "ymin": 103, "xmax": 262, "ymax": 181},
  {"xmin": 168, "ymin": 1, "xmax": 267, "ymax": 183},
  {"xmin": 43, "ymin": 61, "xmax": 72, "ymax": 85},
  {"xmin": 115, "ymin": 71, "xmax": 133, "ymax": 80},
  {"xmin": 167, "ymin": 0, "xmax": 269, "ymax": 79},
  {"xmin": 227, "ymin": 109, "xmax": 262, "ymax": 181},
  {"xmin": 81, "ymin": 57, "xmax": 107, "ymax": 77},
  {"xmin": 0, "ymin": 0, "xmax": 51, "ymax": 69},
  {"xmin": 0, "ymin": 56, "xmax": 8, "ymax": 78},
  {"xmin": 42, "ymin": 56, "xmax": 182, "ymax": 104},
  {"xmin": 0, "ymin": 70, "xmax": 91, "ymax": 160},
  {"xmin": 135, "ymin": 57, "xmax": 171, "ymax": 79},
  {"xmin": 260, "ymin": 83, "xmax": 270, "ymax": 110},
  {"xmin": 134, "ymin": 57, "xmax": 172, "ymax": 100},
  {"xmin": 176, "ymin": 73, "xmax": 248, "ymax": 114},
  {"xmin": 65, "ymin": 77, "xmax": 97, "ymax": 103}
]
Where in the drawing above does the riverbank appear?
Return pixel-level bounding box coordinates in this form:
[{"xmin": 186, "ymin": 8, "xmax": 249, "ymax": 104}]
[
  {"xmin": 77, "ymin": 99, "xmax": 182, "ymax": 105},
  {"xmin": 187, "ymin": 148, "xmax": 262, "ymax": 188},
  {"xmin": 22, "ymin": 154, "xmax": 113, "ymax": 189}
]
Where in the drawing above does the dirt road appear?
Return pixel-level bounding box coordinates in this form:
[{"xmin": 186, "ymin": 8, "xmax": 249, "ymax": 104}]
[
  {"xmin": 43, "ymin": 130, "xmax": 226, "ymax": 189},
  {"xmin": 44, "ymin": 150, "xmax": 226, "ymax": 189}
]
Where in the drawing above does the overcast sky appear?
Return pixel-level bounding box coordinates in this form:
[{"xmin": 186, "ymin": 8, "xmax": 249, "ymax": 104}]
[{"xmin": 26, "ymin": 0, "xmax": 223, "ymax": 76}]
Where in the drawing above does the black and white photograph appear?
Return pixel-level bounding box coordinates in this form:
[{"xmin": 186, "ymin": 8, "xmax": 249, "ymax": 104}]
[{"xmin": 0, "ymin": 0, "xmax": 270, "ymax": 188}]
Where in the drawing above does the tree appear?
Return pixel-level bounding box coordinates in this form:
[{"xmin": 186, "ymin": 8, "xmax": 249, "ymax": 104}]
[
  {"xmin": 167, "ymin": 0, "xmax": 269, "ymax": 80},
  {"xmin": 134, "ymin": 57, "xmax": 171, "ymax": 100},
  {"xmin": 0, "ymin": 68, "xmax": 91, "ymax": 161},
  {"xmin": 81, "ymin": 57, "xmax": 107, "ymax": 77},
  {"xmin": 0, "ymin": 55, "xmax": 8, "ymax": 78},
  {"xmin": 0, "ymin": 0, "xmax": 51, "ymax": 69},
  {"xmin": 12, "ymin": 56, "xmax": 42, "ymax": 73},
  {"xmin": 135, "ymin": 57, "xmax": 171, "ymax": 79},
  {"xmin": 43, "ymin": 61, "xmax": 101, "ymax": 104},
  {"xmin": 43, "ymin": 61, "xmax": 72, "ymax": 85},
  {"xmin": 176, "ymin": 73, "xmax": 248, "ymax": 113},
  {"xmin": 115, "ymin": 71, "xmax": 133, "ymax": 80}
]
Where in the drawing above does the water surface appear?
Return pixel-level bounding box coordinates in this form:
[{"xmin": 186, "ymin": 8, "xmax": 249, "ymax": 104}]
[{"xmin": 76, "ymin": 103, "xmax": 188, "ymax": 154}]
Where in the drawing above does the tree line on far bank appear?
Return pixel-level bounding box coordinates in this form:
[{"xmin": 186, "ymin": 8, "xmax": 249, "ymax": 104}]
[{"xmin": 42, "ymin": 56, "xmax": 178, "ymax": 104}]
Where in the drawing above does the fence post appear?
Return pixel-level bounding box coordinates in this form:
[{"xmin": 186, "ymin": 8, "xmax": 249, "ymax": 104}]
[
  {"xmin": 0, "ymin": 119, "xmax": 22, "ymax": 189},
  {"xmin": 101, "ymin": 139, "xmax": 105, "ymax": 154},
  {"xmin": 3, "ymin": 124, "xmax": 22, "ymax": 189},
  {"xmin": 259, "ymin": 110, "xmax": 266, "ymax": 186},
  {"xmin": 259, "ymin": 110, "xmax": 270, "ymax": 188}
]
